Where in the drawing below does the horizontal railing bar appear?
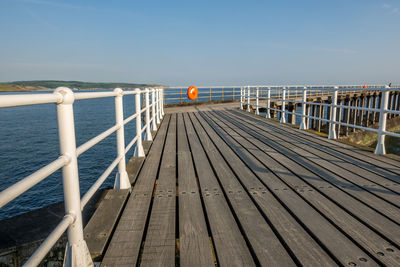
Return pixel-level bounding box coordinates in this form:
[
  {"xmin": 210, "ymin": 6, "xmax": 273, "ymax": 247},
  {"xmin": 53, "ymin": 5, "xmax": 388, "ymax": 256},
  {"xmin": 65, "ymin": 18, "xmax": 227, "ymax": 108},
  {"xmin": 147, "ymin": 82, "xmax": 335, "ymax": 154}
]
[
  {"xmin": 123, "ymin": 112, "xmax": 139, "ymax": 125},
  {"xmin": 125, "ymin": 135, "xmax": 139, "ymax": 154},
  {"xmin": 330, "ymin": 120, "xmax": 380, "ymax": 133},
  {"xmin": 24, "ymin": 214, "xmax": 74, "ymax": 267},
  {"xmin": 80, "ymin": 155, "xmax": 122, "ymax": 209},
  {"xmin": 74, "ymin": 91, "xmax": 117, "ymax": 100},
  {"xmin": 302, "ymin": 114, "xmax": 336, "ymax": 124},
  {"xmin": 333, "ymin": 104, "xmax": 379, "ymax": 112},
  {"xmin": 0, "ymin": 156, "xmax": 69, "ymax": 208},
  {"xmin": 141, "ymin": 125, "xmax": 147, "ymax": 134},
  {"xmin": 76, "ymin": 125, "xmax": 119, "ymax": 157},
  {"xmin": 267, "ymin": 109, "xmax": 400, "ymax": 137},
  {"xmin": 0, "ymin": 93, "xmax": 63, "ymax": 108},
  {"xmin": 0, "ymin": 89, "xmax": 160, "ymax": 109},
  {"xmin": 383, "ymin": 130, "xmax": 400, "ymax": 138},
  {"xmin": 122, "ymin": 90, "xmax": 140, "ymax": 95},
  {"xmin": 268, "ymin": 107, "xmax": 284, "ymax": 112},
  {"xmin": 263, "ymin": 99, "xmax": 400, "ymax": 115},
  {"xmin": 167, "ymin": 85, "xmax": 399, "ymax": 89}
]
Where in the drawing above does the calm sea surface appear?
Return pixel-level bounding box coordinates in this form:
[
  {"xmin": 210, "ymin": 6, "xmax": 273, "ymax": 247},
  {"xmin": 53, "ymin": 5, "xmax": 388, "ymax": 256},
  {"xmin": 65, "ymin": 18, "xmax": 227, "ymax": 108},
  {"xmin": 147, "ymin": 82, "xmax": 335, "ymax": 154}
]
[{"xmin": 0, "ymin": 91, "xmax": 138, "ymax": 220}]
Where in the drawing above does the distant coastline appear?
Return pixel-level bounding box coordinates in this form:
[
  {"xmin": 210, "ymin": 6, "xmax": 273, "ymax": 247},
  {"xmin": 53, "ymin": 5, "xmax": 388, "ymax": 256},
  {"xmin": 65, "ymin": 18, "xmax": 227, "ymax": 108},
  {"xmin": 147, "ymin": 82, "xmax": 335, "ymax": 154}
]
[{"xmin": 0, "ymin": 80, "xmax": 160, "ymax": 92}]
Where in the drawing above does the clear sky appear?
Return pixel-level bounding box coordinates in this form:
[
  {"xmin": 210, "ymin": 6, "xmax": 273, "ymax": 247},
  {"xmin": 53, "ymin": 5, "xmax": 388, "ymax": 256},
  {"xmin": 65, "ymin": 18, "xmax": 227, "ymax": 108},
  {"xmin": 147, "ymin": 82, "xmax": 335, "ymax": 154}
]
[{"xmin": 0, "ymin": 0, "xmax": 399, "ymax": 86}]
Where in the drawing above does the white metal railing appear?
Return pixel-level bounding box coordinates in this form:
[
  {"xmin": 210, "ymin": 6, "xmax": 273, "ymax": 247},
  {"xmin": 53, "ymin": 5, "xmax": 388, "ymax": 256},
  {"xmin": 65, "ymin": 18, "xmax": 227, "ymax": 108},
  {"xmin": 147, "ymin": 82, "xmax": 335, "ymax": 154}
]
[
  {"xmin": 0, "ymin": 87, "xmax": 164, "ymax": 266},
  {"xmin": 163, "ymin": 84, "xmax": 390, "ymax": 105},
  {"xmin": 240, "ymin": 85, "xmax": 400, "ymax": 155}
]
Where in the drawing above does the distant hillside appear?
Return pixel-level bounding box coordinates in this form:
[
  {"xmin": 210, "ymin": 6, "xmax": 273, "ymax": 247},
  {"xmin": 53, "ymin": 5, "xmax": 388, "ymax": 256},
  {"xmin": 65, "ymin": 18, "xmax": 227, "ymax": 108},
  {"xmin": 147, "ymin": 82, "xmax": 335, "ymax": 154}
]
[{"xmin": 0, "ymin": 80, "xmax": 160, "ymax": 92}]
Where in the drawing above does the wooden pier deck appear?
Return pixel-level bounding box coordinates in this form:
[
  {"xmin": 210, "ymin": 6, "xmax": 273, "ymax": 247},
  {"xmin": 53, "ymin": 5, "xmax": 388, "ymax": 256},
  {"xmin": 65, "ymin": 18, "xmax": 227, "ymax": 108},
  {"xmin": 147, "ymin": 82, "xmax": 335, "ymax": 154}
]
[{"xmin": 100, "ymin": 108, "xmax": 400, "ymax": 267}]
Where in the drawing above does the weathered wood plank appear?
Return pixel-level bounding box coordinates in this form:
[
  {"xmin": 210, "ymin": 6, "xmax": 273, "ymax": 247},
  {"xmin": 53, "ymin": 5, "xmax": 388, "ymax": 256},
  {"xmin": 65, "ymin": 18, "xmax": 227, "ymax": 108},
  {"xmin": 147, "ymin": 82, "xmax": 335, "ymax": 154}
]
[
  {"xmin": 218, "ymin": 111, "xmax": 400, "ymax": 247},
  {"xmin": 183, "ymin": 113, "xmax": 256, "ymax": 267},
  {"xmin": 188, "ymin": 113, "xmax": 296, "ymax": 266},
  {"xmin": 231, "ymin": 109, "xmax": 400, "ymax": 187},
  {"xmin": 140, "ymin": 114, "xmax": 177, "ymax": 267},
  {"xmin": 232, "ymin": 109, "xmax": 400, "ymax": 175},
  {"xmin": 101, "ymin": 115, "xmax": 171, "ymax": 267},
  {"xmin": 206, "ymin": 110, "xmax": 400, "ymax": 266},
  {"xmin": 223, "ymin": 111, "xmax": 400, "ymax": 225},
  {"xmin": 195, "ymin": 112, "xmax": 377, "ymax": 266},
  {"xmin": 177, "ymin": 113, "xmax": 215, "ymax": 267},
  {"xmin": 126, "ymin": 131, "xmax": 156, "ymax": 185},
  {"xmin": 84, "ymin": 189, "xmax": 129, "ymax": 261},
  {"xmin": 243, "ymin": 114, "xmax": 400, "ymax": 204},
  {"xmin": 126, "ymin": 157, "xmax": 145, "ymax": 184}
]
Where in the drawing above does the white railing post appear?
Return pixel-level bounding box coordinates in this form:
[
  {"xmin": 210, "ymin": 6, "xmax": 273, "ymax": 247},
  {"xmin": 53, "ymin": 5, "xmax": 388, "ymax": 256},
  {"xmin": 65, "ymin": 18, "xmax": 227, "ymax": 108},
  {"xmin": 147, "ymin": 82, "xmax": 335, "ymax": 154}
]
[
  {"xmin": 240, "ymin": 87, "xmax": 244, "ymax": 110},
  {"xmin": 280, "ymin": 87, "xmax": 287, "ymax": 123},
  {"xmin": 158, "ymin": 89, "xmax": 163, "ymax": 120},
  {"xmin": 134, "ymin": 89, "xmax": 145, "ymax": 157},
  {"xmin": 161, "ymin": 88, "xmax": 165, "ymax": 116},
  {"xmin": 266, "ymin": 87, "xmax": 271, "ymax": 119},
  {"xmin": 247, "ymin": 86, "xmax": 251, "ymax": 112},
  {"xmin": 155, "ymin": 88, "xmax": 160, "ymax": 125},
  {"xmin": 299, "ymin": 87, "xmax": 307, "ymax": 129},
  {"xmin": 375, "ymin": 87, "xmax": 390, "ymax": 155},
  {"xmin": 54, "ymin": 87, "xmax": 93, "ymax": 267},
  {"xmin": 145, "ymin": 88, "xmax": 153, "ymax": 141},
  {"xmin": 113, "ymin": 88, "xmax": 131, "ymax": 189},
  {"xmin": 328, "ymin": 87, "xmax": 339, "ymax": 139},
  {"xmin": 255, "ymin": 87, "xmax": 259, "ymax": 115},
  {"xmin": 151, "ymin": 89, "xmax": 157, "ymax": 131}
]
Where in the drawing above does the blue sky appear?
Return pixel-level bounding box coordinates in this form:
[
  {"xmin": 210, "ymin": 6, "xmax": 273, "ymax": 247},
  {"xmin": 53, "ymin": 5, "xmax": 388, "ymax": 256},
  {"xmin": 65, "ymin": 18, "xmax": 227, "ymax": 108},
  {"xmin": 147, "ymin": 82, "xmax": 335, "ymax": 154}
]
[{"xmin": 0, "ymin": 0, "xmax": 399, "ymax": 86}]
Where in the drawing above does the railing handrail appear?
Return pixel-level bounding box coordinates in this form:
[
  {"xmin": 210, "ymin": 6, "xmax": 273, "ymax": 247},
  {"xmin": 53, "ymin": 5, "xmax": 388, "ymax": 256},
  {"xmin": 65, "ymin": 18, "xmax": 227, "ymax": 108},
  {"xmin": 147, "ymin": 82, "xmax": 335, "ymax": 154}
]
[
  {"xmin": 165, "ymin": 84, "xmax": 400, "ymax": 89},
  {"xmin": 162, "ymin": 85, "xmax": 399, "ymax": 106},
  {"xmin": 0, "ymin": 87, "xmax": 164, "ymax": 266},
  {"xmin": 240, "ymin": 85, "xmax": 400, "ymax": 155}
]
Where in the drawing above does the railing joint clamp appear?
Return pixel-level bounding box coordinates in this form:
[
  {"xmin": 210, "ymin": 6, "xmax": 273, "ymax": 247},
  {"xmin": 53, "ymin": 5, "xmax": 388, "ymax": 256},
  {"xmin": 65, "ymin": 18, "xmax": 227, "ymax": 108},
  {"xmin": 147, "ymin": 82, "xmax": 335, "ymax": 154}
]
[
  {"xmin": 60, "ymin": 154, "xmax": 72, "ymax": 165},
  {"xmin": 64, "ymin": 212, "xmax": 76, "ymax": 224}
]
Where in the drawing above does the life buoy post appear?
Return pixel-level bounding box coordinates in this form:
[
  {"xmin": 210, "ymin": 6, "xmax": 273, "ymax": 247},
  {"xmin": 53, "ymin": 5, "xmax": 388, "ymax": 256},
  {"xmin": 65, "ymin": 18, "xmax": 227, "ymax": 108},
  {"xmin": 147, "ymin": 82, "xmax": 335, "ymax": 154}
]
[{"xmin": 187, "ymin": 86, "xmax": 198, "ymax": 100}]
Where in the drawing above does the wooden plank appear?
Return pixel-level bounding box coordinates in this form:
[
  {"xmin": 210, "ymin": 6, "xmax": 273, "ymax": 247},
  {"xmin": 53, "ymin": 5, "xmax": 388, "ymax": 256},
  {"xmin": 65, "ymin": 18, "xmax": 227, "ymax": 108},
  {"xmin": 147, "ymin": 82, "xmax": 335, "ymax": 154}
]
[
  {"xmin": 216, "ymin": 111, "xmax": 400, "ymax": 248},
  {"xmin": 232, "ymin": 109, "xmax": 400, "ymax": 185},
  {"xmin": 126, "ymin": 132, "xmax": 156, "ymax": 185},
  {"xmin": 143, "ymin": 140, "xmax": 152, "ymax": 155},
  {"xmin": 140, "ymin": 114, "xmax": 177, "ymax": 267},
  {"xmin": 232, "ymin": 109, "xmax": 400, "ymax": 175},
  {"xmin": 176, "ymin": 113, "xmax": 215, "ymax": 267},
  {"xmin": 239, "ymin": 114, "xmax": 400, "ymax": 203},
  {"xmin": 194, "ymin": 112, "xmax": 378, "ymax": 266},
  {"xmin": 223, "ymin": 111, "xmax": 400, "ymax": 224},
  {"xmin": 188, "ymin": 113, "xmax": 296, "ymax": 266},
  {"xmin": 205, "ymin": 111, "xmax": 400, "ymax": 266},
  {"xmin": 126, "ymin": 157, "xmax": 145, "ymax": 184},
  {"xmin": 84, "ymin": 189, "xmax": 129, "ymax": 261},
  {"xmin": 183, "ymin": 113, "xmax": 256, "ymax": 267},
  {"xmin": 101, "ymin": 115, "xmax": 171, "ymax": 267}
]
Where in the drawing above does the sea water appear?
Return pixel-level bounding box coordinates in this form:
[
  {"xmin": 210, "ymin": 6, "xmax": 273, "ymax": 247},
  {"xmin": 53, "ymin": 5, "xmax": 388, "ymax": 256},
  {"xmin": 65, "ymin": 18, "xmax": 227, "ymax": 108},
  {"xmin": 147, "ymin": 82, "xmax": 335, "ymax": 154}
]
[{"xmin": 0, "ymin": 91, "xmax": 138, "ymax": 220}]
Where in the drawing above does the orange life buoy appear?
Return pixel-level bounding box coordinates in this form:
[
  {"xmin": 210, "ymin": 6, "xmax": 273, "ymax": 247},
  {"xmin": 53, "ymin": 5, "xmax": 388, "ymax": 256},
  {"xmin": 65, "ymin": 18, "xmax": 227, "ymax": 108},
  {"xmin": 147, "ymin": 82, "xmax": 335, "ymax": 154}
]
[{"xmin": 187, "ymin": 86, "xmax": 198, "ymax": 100}]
